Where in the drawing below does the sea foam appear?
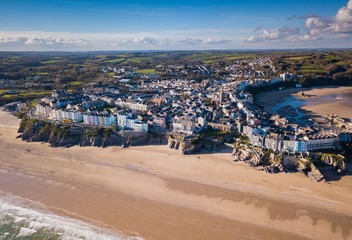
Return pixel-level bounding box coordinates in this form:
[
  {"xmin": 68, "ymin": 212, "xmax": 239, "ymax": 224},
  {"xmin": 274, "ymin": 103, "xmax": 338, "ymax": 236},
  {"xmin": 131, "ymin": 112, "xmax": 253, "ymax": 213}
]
[{"xmin": 0, "ymin": 193, "xmax": 143, "ymax": 240}]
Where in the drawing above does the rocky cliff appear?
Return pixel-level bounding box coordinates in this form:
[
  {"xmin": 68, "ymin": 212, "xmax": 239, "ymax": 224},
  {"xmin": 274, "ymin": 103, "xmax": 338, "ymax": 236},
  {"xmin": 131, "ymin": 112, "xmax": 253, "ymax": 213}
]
[
  {"xmin": 18, "ymin": 117, "xmax": 147, "ymax": 148},
  {"xmin": 232, "ymin": 142, "xmax": 284, "ymax": 173},
  {"xmin": 311, "ymin": 153, "xmax": 347, "ymax": 173},
  {"xmin": 297, "ymin": 158, "xmax": 325, "ymax": 182}
]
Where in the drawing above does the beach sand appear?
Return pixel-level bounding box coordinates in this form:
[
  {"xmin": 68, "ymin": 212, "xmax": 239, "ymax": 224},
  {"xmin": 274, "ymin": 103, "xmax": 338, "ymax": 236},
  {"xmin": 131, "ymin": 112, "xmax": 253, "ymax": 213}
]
[
  {"xmin": 256, "ymin": 86, "xmax": 352, "ymax": 122},
  {"xmin": 0, "ymin": 109, "xmax": 352, "ymax": 239}
]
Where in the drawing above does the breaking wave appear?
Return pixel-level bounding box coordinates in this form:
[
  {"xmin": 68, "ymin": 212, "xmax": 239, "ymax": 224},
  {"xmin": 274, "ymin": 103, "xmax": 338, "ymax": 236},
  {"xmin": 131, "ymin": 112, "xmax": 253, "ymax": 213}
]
[{"xmin": 0, "ymin": 193, "xmax": 143, "ymax": 240}]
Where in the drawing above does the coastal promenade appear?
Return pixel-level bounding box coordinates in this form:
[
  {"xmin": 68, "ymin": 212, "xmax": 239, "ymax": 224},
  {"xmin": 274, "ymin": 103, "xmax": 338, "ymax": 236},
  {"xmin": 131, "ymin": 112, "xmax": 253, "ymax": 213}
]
[{"xmin": 0, "ymin": 109, "xmax": 352, "ymax": 240}]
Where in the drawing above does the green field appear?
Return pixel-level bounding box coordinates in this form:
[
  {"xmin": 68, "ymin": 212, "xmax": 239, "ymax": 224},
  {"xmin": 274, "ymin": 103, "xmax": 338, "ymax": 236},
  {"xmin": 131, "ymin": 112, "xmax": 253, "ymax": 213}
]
[
  {"xmin": 322, "ymin": 55, "xmax": 338, "ymax": 61},
  {"xmin": 105, "ymin": 58, "xmax": 126, "ymax": 63},
  {"xmin": 1, "ymin": 90, "xmax": 51, "ymax": 99},
  {"xmin": 283, "ymin": 56, "xmax": 313, "ymax": 61},
  {"xmin": 107, "ymin": 72, "xmax": 116, "ymax": 77},
  {"xmin": 299, "ymin": 65, "xmax": 326, "ymax": 74},
  {"xmin": 41, "ymin": 60, "xmax": 62, "ymax": 64},
  {"xmin": 127, "ymin": 57, "xmax": 153, "ymax": 63},
  {"xmin": 135, "ymin": 68, "xmax": 158, "ymax": 74},
  {"xmin": 188, "ymin": 53, "xmax": 260, "ymax": 63},
  {"xmin": 68, "ymin": 81, "xmax": 84, "ymax": 86},
  {"xmin": 223, "ymin": 54, "xmax": 259, "ymax": 61},
  {"xmin": 35, "ymin": 72, "xmax": 49, "ymax": 76}
]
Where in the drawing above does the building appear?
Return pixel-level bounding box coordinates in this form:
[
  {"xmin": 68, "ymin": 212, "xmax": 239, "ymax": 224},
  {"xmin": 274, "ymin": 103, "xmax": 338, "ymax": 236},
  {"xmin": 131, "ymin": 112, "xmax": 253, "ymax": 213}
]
[
  {"xmin": 83, "ymin": 113, "xmax": 99, "ymax": 125},
  {"xmin": 83, "ymin": 112, "xmax": 116, "ymax": 126},
  {"xmin": 173, "ymin": 116, "xmax": 195, "ymax": 135},
  {"xmin": 306, "ymin": 136, "xmax": 340, "ymax": 151},
  {"xmin": 280, "ymin": 72, "xmax": 294, "ymax": 81},
  {"xmin": 153, "ymin": 117, "xmax": 167, "ymax": 132},
  {"xmin": 126, "ymin": 119, "xmax": 149, "ymax": 132},
  {"xmin": 207, "ymin": 122, "xmax": 232, "ymax": 132},
  {"xmin": 52, "ymin": 89, "xmax": 67, "ymax": 98},
  {"xmin": 50, "ymin": 109, "xmax": 83, "ymax": 123},
  {"xmin": 117, "ymin": 114, "xmax": 128, "ymax": 128},
  {"xmin": 115, "ymin": 99, "xmax": 152, "ymax": 111},
  {"xmin": 35, "ymin": 102, "xmax": 52, "ymax": 118}
]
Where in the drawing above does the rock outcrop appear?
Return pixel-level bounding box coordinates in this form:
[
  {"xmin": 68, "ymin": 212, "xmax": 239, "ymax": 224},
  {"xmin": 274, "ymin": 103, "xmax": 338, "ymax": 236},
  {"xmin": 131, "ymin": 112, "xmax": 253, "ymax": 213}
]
[
  {"xmin": 168, "ymin": 134, "xmax": 225, "ymax": 155},
  {"xmin": 232, "ymin": 142, "xmax": 284, "ymax": 173},
  {"xmin": 18, "ymin": 117, "xmax": 147, "ymax": 148},
  {"xmin": 298, "ymin": 158, "xmax": 325, "ymax": 182},
  {"xmin": 312, "ymin": 153, "xmax": 347, "ymax": 173}
]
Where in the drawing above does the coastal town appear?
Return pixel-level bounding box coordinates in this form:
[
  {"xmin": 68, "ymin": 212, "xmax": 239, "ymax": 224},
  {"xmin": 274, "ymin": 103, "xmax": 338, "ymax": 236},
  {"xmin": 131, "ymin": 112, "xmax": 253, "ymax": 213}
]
[
  {"xmin": 2, "ymin": 0, "xmax": 352, "ymax": 239},
  {"xmin": 26, "ymin": 66, "xmax": 351, "ymax": 156},
  {"xmin": 2, "ymin": 52, "xmax": 351, "ymax": 184}
]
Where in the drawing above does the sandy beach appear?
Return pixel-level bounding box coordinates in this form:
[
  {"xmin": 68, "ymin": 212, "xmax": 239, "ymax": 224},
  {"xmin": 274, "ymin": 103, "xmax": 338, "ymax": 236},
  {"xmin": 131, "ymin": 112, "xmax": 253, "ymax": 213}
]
[
  {"xmin": 0, "ymin": 109, "xmax": 352, "ymax": 239},
  {"xmin": 256, "ymin": 86, "xmax": 352, "ymax": 122}
]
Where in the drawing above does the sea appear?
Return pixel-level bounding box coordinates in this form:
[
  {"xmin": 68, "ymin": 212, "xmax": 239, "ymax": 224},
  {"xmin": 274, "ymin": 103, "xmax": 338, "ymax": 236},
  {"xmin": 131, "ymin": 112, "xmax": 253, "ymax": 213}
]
[
  {"xmin": 0, "ymin": 193, "xmax": 143, "ymax": 240},
  {"xmin": 271, "ymin": 89, "xmax": 352, "ymax": 124}
]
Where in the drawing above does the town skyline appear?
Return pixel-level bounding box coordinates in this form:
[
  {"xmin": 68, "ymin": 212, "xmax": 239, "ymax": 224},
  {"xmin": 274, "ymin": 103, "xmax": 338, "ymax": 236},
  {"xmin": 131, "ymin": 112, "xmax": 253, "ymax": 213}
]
[{"xmin": 0, "ymin": 0, "xmax": 351, "ymax": 51}]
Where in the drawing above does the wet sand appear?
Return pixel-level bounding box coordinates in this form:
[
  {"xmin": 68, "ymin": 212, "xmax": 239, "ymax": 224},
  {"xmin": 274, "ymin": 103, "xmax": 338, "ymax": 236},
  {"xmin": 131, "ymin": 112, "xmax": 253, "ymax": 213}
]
[
  {"xmin": 256, "ymin": 86, "xmax": 352, "ymax": 122},
  {"xmin": 0, "ymin": 110, "xmax": 352, "ymax": 240}
]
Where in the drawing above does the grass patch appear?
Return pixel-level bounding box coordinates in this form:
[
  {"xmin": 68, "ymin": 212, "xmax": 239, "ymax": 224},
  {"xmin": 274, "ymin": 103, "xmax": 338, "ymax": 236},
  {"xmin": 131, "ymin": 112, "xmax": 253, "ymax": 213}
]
[
  {"xmin": 223, "ymin": 54, "xmax": 259, "ymax": 61},
  {"xmin": 107, "ymin": 72, "xmax": 116, "ymax": 77},
  {"xmin": 284, "ymin": 56, "xmax": 313, "ymax": 61},
  {"xmin": 41, "ymin": 60, "xmax": 61, "ymax": 64},
  {"xmin": 189, "ymin": 53, "xmax": 260, "ymax": 63},
  {"xmin": 135, "ymin": 68, "xmax": 157, "ymax": 74},
  {"xmin": 322, "ymin": 55, "xmax": 338, "ymax": 61},
  {"xmin": 35, "ymin": 72, "xmax": 49, "ymax": 76},
  {"xmin": 127, "ymin": 57, "xmax": 153, "ymax": 63},
  {"xmin": 299, "ymin": 65, "xmax": 326, "ymax": 74},
  {"xmin": 68, "ymin": 81, "xmax": 83, "ymax": 86},
  {"xmin": 1, "ymin": 90, "xmax": 51, "ymax": 99},
  {"xmin": 105, "ymin": 58, "xmax": 126, "ymax": 63},
  {"xmin": 336, "ymin": 61, "xmax": 351, "ymax": 66}
]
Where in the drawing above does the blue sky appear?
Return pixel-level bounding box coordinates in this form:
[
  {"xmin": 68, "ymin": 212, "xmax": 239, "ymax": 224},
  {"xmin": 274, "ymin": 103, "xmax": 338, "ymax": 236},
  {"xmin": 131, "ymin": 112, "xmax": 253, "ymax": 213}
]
[{"xmin": 0, "ymin": 0, "xmax": 351, "ymax": 50}]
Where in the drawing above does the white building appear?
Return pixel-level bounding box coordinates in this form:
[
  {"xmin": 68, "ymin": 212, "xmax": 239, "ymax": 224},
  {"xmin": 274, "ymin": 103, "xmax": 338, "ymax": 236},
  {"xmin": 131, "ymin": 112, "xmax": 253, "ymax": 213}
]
[
  {"xmin": 126, "ymin": 119, "xmax": 148, "ymax": 132},
  {"xmin": 173, "ymin": 116, "xmax": 195, "ymax": 135},
  {"xmin": 117, "ymin": 114, "xmax": 128, "ymax": 127},
  {"xmin": 50, "ymin": 109, "xmax": 83, "ymax": 123},
  {"xmin": 83, "ymin": 114, "xmax": 99, "ymax": 125},
  {"xmin": 117, "ymin": 113, "xmax": 148, "ymax": 132},
  {"xmin": 98, "ymin": 114, "xmax": 116, "ymax": 126},
  {"xmin": 83, "ymin": 113, "xmax": 116, "ymax": 126},
  {"xmin": 115, "ymin": 99, "xmax": 151, "ymax": 111},
  {"xmin": 306, "ymin": 137, "xmax": 340, "ymax": 151},
  {"xmin": 35, "ymin": 103, "xmax": 52, "ymax": 118},
  {"xmin": 280, "ymin": 72, "xmax": 294, "ymax": 81}
]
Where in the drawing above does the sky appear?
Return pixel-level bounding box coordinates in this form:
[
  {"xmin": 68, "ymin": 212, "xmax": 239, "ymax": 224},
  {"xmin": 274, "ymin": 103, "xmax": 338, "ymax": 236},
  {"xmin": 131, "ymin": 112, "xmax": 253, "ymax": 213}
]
[{"xmin": 0, "ymin": 0, "xmax": 351, "ymax": 51}]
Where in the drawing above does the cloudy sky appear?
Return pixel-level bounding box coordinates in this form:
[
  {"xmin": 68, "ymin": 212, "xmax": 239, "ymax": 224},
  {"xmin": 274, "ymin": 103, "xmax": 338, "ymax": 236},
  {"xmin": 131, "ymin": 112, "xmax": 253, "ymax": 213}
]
[{"xmin": 0, "ymin": 0, "xmax": 351, "ymax": 51}]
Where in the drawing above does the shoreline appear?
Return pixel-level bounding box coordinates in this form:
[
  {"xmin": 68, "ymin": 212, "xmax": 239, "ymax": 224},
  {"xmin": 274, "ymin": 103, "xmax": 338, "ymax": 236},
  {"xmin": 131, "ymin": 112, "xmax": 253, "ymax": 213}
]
[
  {"xmin": 255, "ymin": 86, "xmax": 352, "ymax": 122},
  {"xmin": 1, "ymin": 110, "xmax": 352, "ymax": 239}
]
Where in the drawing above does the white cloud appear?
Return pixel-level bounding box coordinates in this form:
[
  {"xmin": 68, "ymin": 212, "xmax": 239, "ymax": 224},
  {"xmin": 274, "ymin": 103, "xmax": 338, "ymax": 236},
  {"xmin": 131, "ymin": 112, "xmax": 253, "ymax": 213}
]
[
  {"xmin": 246, "ymin": 27, "xmax": 300, "ymax": 42},
  {"xmin": 132, "ymin": 36, "xmax": 158, "ymax": 44},
  {"xmin": 246, "ymin": 0, "xmax": 352, "ymax": 46},
  {"xmin": 0, "ymin": 29, "xmax": 241, "ymax": 51},
  {"xmin": 304, "ymin": 0, "xmax": 352, "ymax": 39}
]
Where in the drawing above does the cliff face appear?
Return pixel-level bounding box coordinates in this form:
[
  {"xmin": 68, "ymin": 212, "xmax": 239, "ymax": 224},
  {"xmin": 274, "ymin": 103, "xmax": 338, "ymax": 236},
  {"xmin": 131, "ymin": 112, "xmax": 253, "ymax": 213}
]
[
  {"xmin": 312, "ymin": 153, "xmax": 347, "ymax": 173},
  {"xmin": 297, "ymin": 158, "xmax": 325, "ymax": 182},
  {"xmin": 232, "ymin": 143, "xmax": 284, "ymax": 173},
  {"xmin": 18, "ymin": 117, "xmax": 147, "ymax": 148},
  {"xmin": 167, "ymin": 135, "xmax": 225, "ymax": 155}
]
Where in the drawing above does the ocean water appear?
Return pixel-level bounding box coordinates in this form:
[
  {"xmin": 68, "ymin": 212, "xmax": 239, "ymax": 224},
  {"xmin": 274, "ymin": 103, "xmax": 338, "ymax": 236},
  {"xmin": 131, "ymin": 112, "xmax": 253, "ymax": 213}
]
[
  {"xmin": 270, "ymin": 90, "xmax": 352, "ymax": 124},
  {"xmin": 271, "ymin": 95, "xmax": 306, "ymax": 122},
  {"xmin": 0, "ymin": 194, "xmax": 143, "ymax": 240}
]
